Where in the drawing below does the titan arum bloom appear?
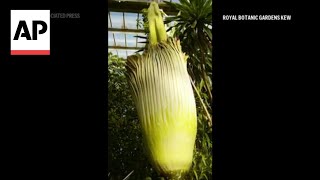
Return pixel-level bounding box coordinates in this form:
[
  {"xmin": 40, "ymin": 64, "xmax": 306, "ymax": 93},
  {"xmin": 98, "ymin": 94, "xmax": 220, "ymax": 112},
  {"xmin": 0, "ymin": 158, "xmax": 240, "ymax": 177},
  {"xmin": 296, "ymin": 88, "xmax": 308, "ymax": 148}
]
[{"xmin": 126, "ymin": 1, "xmax": 197, "ymax": 178}]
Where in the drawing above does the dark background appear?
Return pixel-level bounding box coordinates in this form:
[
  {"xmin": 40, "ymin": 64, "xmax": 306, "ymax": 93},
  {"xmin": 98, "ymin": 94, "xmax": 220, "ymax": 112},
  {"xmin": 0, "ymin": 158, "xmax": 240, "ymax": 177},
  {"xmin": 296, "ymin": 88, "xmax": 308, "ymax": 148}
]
[
  {"xmin": 0, "ymin": 0, "xmax": 107, "ymax": 179},
  {"xmin": 213, "ymin": 0, "xmax": 308, "ymax": 180},
  {"xmin": 0, "ymin": 0, "xmax": 307, "ymax": 180}
]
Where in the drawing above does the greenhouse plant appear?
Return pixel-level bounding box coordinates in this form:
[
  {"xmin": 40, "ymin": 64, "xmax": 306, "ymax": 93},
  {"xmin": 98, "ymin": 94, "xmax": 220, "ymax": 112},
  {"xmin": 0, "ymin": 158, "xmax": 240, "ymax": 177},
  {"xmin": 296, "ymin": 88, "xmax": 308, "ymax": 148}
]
[{"xmin": 108, "ymin": 0, "xmax": 212, "ymax": 179}]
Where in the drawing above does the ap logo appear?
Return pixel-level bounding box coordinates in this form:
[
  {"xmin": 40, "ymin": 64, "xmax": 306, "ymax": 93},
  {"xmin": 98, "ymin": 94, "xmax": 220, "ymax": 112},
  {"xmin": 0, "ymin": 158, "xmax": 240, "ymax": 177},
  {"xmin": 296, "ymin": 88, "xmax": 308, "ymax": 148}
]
[{"xmin": 11, "ymin": 10, "xmax": 50, "ymax": 55}]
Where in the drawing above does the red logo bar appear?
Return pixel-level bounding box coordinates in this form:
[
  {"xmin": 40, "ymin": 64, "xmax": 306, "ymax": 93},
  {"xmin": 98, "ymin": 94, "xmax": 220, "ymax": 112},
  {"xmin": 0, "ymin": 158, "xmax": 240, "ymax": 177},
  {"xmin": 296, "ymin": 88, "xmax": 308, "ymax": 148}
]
[{"xmin": 11, "ymin": 50, "xmax": 50, "ymax": 55}]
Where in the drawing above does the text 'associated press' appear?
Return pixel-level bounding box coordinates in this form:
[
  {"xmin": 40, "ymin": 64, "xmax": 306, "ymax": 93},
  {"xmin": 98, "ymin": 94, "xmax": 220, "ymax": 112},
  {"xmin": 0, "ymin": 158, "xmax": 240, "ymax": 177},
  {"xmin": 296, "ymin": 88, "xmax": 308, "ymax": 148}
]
[
  {"xmin": 51, "ymin": 13, "xmax": 80, "ymax": 18},
  {"xmin": 222, "ymin": 15, "xmax": 292, "ymax": 21}
]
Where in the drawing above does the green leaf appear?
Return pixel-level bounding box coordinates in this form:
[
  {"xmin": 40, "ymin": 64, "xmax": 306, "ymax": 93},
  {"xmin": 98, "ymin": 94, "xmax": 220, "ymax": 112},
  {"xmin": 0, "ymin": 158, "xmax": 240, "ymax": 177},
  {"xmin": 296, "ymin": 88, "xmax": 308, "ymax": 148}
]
[
  {"xmin": 201, "ymin": 155, "xmax": 207, "ymax": 166},
  {"xmin": 191, "ymin": 20, "xmax": 197, "ymax": 28},
  {"xmin": 199, "ymin": 79, "xmax": 205, "ymax": 91},
  {"xmin": 193, "ymin": 169, "xmax": 199, "ymax": 180},
  {"xmin": 204, "ymin": 26, "xmax": 212, "ymax": 41}
]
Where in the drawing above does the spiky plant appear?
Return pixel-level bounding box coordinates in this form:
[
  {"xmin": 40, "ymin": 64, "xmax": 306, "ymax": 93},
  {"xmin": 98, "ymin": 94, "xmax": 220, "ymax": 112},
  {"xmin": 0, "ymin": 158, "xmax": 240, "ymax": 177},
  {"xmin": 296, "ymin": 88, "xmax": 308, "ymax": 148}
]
[{"xmin": 126, "ymin": 1, "xmax": 197, "ymax": 179}]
